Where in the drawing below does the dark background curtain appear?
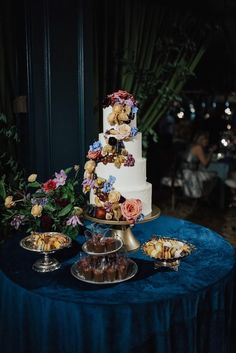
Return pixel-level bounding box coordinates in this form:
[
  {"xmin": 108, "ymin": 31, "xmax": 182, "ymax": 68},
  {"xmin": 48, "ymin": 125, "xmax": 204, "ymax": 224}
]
[{"xmin": 92, "ymin": 0, "xmax": 219, "ymax": 144}]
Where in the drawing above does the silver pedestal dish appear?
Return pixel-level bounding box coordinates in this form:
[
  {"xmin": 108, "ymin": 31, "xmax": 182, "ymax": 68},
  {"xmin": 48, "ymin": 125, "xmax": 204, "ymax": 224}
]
[
  {"xmin": 20, "ymin": 232, "xmax": 72, "ymax": 272},
  {"xmin": 142, "ymin": 235, "xmax": 195, "ymax": 271}
]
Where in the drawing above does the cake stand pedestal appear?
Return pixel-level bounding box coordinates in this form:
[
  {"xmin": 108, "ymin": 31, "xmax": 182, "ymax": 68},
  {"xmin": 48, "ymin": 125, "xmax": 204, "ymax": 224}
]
[{"xmin": 84, "ymin": 205, "xmax": 161, "ymax": 252}]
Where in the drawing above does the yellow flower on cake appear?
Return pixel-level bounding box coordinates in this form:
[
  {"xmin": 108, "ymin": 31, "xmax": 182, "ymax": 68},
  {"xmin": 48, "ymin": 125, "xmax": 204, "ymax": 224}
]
[
  {"xmin": 107, "ymin": 112, "xmax": 117, "ymax": 125},
  {"xmin": 95, "ymin": 196, "xmax": 104, "ymax": 207},
  {"xmin": 112, "ymin": 104, "xmax": 123, "ymax": 114},
  {"xmin": 108, "ymin": 190, "xmax": 121, "ymax": 203}
]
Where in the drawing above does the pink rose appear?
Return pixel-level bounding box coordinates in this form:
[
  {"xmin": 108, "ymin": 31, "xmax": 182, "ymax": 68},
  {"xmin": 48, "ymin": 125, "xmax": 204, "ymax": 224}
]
[
  {"xmin": 87, "ymin": 150, "xmax": 101, "ymax": 160},
  {"xmin": 120, "ymin": 199, "xmax": 142, "ymax": 223}
]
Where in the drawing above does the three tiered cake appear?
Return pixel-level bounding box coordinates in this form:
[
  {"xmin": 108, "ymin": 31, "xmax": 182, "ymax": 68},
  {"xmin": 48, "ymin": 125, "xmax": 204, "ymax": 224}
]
[{"xmin": 82, "ymin": 90, "xmax": 152, "ymax": 223}]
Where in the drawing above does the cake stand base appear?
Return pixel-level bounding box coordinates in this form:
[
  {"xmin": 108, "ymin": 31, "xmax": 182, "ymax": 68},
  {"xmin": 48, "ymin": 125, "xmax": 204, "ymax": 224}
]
[
  {"xmin": 84, "ymin": 205, "xmax": 161, "ymax": 252},
  {"xmin": 111, "ymin": 225, "xmax": 140, "ymax": 252}
]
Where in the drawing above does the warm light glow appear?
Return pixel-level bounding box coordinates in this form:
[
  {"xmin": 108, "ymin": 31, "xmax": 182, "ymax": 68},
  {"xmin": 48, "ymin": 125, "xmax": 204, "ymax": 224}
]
[
  {"xmin": 177, "ymin": 111, "xmax": 184, "ymax": 119},
  {"xmin": 204, "ymin": 113, "xmax": 210, "ymax": 119},
  {"xmin": 217, "ymin": 153, "xmax": 224, "ymax": 160},
  {"xmin": 227, "ymin": 124, "xmax": 231, "ymax": 130},
  {"xmin": 221, "ymin": 138, "xmax": 229, "ymax": 146},
  {"xmin": 225, "ymin": 107, "xmax": 232, "ymax": 115}
]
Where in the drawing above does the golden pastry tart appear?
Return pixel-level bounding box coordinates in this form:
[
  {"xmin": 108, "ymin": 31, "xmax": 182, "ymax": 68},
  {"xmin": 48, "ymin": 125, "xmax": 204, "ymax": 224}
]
[{"xmin": 28, "ymin": 232, "xmax": 70, "ymax": 251}]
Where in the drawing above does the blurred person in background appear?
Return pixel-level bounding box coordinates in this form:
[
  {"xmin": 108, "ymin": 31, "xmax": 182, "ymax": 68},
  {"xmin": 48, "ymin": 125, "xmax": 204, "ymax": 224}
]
[{"xmin": 181, "ymin": 131, "xmax": 218, "ymax": 199}]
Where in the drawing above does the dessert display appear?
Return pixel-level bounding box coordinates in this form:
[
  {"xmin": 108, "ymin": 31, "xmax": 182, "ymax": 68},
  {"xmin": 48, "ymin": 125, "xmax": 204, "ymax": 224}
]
[
  {"xmin": 71, "ymin": 254, "xmax": 137, "ymax": 283},
  {"xmin": 82, "ymin": 90, "xmax": 152, "ymax": 224},
  {"xmin": 71, "ymin": 229, "xmax": 138, "ymax": 284},
  {"xmin": 142, "ymin": 236, "xmax": 194, "ymax": 260},
  {"xmin": 20, "ymin": 232, "xmax": 71, "ymax": 252},
  {"xmin": 82, "ymin": 233, "xmax": 123, "ymax": 254}
]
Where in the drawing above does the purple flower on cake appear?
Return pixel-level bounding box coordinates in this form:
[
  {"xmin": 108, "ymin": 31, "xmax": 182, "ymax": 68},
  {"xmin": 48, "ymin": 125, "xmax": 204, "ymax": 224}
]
[
  {"xmin": 66, "ymin": 215, "xmax": 83, "ymax": 227},
  {"xmin": 82, "ymin": 178, "xmax": 95, "ymax": 193},
  {"xmin": 124, "ymin": 154, "xmax": 135, "ymax": 167},
  {"xmin": 53, "ymin": 169, "xmax": 67, "ymax": 187},
  {"xmin": 104, "ymin": 202, "xmax": 113, "ymax": 212}
]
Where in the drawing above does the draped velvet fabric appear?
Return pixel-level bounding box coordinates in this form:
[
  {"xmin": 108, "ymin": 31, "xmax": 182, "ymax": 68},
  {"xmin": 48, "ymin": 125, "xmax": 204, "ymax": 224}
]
[{"xmin": 0, "ymin": 215, "xmax": 235, "ymax": 353}]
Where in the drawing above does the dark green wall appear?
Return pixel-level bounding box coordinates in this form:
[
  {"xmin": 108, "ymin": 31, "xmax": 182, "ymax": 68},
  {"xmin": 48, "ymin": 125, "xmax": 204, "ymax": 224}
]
[{"xmin": 22, "ymin": 0, "xmax": 97, "ymax": 180}]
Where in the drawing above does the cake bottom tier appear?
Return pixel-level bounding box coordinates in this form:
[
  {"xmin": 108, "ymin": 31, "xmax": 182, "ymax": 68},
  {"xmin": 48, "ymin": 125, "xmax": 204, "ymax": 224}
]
[{"xmin": 90, "ymin": 182, "xmax": 152, "ymax": 216}]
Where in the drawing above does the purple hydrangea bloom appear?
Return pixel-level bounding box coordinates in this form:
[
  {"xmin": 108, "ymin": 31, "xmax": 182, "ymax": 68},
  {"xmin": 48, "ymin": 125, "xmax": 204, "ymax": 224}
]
[{"xmin": 31, "ymin": 197, "xmax": 48, "ymax": 206}]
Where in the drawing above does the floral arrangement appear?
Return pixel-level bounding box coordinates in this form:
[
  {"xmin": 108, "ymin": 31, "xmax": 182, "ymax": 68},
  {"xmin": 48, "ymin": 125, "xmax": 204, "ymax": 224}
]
[{"xmin": 0, "ymin": 166, "xmax": 85, "ymax": 239}]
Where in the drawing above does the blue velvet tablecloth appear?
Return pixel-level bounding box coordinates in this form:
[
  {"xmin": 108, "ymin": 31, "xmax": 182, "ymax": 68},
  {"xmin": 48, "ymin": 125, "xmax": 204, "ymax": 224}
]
[{"xmin": 0, "ymin": 215, "xmax": 236, "ymax": 353}]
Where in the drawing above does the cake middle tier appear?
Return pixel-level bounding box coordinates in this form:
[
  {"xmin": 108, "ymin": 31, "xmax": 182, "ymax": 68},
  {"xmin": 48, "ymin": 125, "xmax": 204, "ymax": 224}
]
[
  {"xmin": 95, "ymin": 158, "xmax": 147, "ymax": 188},
  {"xmin": 99, "ymin": 132, "xmax": 142, "ymax": 159}
]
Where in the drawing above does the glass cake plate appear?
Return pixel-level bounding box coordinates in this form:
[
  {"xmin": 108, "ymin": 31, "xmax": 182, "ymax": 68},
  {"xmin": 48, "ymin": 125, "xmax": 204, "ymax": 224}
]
[
  {"xmin": 20, "ymin": 232, "xmax": 72, "ymax": 272},
  {"xmin": 82, "ymin": 237, "xmax": 123, "ymax": 256},
  {"xmin": 71, "ymin": 258, "xmax": 138, "ymax": 285},
  {"xmin": 142, "ymin": 235, "xmax": 195, "ymax": 271}
]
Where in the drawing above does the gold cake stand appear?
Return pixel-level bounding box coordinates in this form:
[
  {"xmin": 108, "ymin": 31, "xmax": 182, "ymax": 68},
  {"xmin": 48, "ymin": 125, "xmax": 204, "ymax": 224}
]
[{"xmin": 84, "ymin": 205, "xmax": 161, "ymax": 252}]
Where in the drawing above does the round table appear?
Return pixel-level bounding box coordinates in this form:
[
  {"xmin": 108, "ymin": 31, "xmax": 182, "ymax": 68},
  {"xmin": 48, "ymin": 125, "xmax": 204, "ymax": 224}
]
[{"xmin": 0, "ymin": 215, "xmax": 235, "ymax": 353}]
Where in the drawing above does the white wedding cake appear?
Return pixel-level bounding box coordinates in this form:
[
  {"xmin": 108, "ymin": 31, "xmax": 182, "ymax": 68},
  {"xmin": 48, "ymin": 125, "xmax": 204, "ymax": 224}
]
[{"xmin": 82, "ymin": 90, "xmax": 152, "ymax": 223}]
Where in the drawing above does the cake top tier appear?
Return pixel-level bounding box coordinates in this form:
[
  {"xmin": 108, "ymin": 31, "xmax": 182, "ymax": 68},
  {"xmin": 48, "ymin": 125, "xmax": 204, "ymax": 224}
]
[
  {"xmin": 102, "ymin": 90, "xmax": 139, "ymax": 109},
  {"xmin": 102, "ymin": 90, "xmax": 139, "ymax": 133}
]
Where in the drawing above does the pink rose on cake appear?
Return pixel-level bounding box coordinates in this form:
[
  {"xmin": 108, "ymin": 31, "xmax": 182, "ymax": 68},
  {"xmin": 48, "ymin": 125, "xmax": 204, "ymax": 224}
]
[
  {"xmin": 87, "ymin": 150, "xmax": 101, "ymax": 160},
  {"xmin": 120, "ymin": 198, "xmax": 142, "ymax": 224}
]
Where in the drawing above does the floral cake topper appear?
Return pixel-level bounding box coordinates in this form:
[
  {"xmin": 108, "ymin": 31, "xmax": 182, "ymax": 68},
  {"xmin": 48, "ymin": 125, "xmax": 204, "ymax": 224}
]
[{"xmin": 103, "ymin": 90, "xmax": 139, "ymax": 126}]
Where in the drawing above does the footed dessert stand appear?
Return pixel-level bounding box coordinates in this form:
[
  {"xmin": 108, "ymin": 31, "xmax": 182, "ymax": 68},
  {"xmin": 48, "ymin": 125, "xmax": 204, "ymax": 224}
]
[{"xmin": 84, "ymin": 205, "xmax": 161, "ymax": 252}]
